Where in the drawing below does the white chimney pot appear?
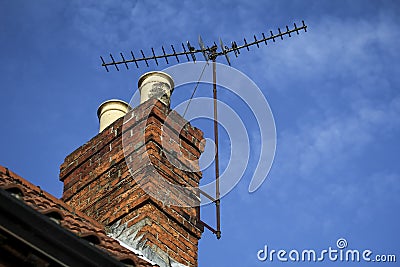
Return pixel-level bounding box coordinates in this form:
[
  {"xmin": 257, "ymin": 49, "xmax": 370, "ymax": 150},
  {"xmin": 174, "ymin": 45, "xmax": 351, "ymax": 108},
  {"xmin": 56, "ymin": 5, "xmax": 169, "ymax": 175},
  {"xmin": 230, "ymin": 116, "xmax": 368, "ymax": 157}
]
[
  {"xmin": 138, "ymin": 71, "xmax": 174, "ymax": 108},
  {"xmin": 97, "ymin": 99, "xmax": 130, "ymax": 133}
]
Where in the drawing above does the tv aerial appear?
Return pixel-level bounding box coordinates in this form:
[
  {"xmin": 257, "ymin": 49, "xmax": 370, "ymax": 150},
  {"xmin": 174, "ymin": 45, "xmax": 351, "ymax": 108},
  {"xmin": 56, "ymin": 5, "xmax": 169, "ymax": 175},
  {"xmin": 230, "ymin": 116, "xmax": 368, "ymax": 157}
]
[{"xmin": 100, "ymin": 21, "xmax": 308, "ymax": 239}]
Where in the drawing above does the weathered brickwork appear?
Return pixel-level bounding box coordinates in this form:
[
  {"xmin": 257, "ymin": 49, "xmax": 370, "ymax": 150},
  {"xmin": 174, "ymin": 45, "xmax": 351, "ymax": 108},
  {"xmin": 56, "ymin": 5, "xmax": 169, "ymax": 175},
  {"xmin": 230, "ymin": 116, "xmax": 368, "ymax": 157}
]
[{"xmin": 60, "ymin": 99, "xmax": 204, "ymax": 267}]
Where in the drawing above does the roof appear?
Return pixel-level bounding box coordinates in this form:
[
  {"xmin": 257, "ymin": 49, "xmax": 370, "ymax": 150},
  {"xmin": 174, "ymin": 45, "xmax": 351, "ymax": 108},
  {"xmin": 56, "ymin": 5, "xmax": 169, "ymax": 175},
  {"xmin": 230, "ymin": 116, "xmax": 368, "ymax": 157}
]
[{"xmin": 0, "ymin": 165, "xmax": 158, "ymax": 267}]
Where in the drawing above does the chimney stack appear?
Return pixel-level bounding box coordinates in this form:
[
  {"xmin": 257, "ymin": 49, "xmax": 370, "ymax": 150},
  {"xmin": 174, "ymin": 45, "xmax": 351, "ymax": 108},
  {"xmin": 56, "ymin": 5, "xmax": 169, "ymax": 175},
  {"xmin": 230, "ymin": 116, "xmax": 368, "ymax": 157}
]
[{"xmin": 60, "ymin": 72, "xmax": 204, "ymax": 267}]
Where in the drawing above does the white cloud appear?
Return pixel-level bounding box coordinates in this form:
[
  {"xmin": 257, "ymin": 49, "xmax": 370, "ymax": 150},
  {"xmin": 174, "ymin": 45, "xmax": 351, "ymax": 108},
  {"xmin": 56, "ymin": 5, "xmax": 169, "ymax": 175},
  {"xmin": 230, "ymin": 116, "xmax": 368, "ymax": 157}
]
[
  {"xmin": 244, "ymin": 10, "xmax": 400, "ymax": 178},
  {"xmin": 278, "ymin": 94, "xmax": 400, "ymax": 177},
  {"xmin": 249, "ymin": 11, "xmax": 399, "ymax": 98}
]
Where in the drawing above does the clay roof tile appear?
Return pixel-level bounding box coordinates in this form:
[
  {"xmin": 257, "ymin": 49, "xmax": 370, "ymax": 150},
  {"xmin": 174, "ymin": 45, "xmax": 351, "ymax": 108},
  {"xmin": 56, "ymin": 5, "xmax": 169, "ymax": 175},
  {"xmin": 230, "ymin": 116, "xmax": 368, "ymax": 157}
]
[{"xmin": 0, "ymin": 165, "xmax": 158, "ymax": 267}]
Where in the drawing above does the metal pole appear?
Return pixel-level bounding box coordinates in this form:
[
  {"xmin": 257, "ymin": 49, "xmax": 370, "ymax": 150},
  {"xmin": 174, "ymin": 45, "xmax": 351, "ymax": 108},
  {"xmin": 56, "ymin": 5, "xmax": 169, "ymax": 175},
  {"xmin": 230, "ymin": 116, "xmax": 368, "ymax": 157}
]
[{"xmin": 212, "ymin": 58, "xmax": 221, "ymax": 239}]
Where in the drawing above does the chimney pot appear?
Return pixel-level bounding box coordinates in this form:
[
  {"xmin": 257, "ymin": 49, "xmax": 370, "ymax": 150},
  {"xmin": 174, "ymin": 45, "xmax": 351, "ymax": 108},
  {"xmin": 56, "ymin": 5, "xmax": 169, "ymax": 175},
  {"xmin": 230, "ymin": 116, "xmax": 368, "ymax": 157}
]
[
  {"xmin": 97, "ymin": 99, "xmax": 130, "ymax": 133},
  {"xmin": 138, "ymin": 71, "xmax": 174, "ymax": 108}
]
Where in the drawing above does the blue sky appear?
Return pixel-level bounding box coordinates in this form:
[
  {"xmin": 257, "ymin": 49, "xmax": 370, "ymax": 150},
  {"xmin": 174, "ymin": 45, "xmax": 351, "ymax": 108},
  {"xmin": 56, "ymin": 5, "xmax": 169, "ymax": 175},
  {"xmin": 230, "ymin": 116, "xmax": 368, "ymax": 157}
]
[{"xmin": 1, "ymin": 0, "xmax": 399, "ymax": 266}]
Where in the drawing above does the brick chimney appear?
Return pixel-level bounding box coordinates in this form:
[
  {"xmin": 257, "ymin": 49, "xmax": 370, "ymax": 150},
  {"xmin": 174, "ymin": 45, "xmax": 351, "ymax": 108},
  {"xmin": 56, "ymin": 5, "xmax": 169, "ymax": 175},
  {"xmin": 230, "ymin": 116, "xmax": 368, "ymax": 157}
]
[{"xmin": 59, "ymin": 72, "xmax": 205, "ymax": 267}]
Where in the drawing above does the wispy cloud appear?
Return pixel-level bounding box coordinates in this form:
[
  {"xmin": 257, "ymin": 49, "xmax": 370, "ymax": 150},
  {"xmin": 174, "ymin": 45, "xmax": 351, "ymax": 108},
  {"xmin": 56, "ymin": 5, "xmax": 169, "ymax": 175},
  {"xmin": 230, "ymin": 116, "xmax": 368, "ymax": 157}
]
[
  {"xmin": 278, "ymin": 95, "xmax": 400, "ymax": 177},
  {"xmin": 266, "ymin": 11, "xmax": 400, "ymax": 176},
  {"xmin": 249, "ymin": 10, "xmax": 400, "ymax": 236}
]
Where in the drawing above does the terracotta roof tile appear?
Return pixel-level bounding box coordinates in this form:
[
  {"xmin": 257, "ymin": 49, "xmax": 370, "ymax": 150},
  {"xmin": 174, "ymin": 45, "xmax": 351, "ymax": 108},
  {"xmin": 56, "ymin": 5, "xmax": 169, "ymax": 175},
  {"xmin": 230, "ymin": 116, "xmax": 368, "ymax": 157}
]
[{"xmin": 0, "ymin": 165, "xmax": 158, "ymax": 267}]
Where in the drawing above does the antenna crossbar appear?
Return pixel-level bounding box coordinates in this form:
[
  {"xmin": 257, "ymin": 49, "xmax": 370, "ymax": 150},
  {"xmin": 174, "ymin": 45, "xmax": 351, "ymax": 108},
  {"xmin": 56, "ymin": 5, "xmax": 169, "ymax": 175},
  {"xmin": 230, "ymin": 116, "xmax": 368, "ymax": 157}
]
[{"xmin": 100, "ymin": 21, "xmax": 307, "ymax": 71}]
